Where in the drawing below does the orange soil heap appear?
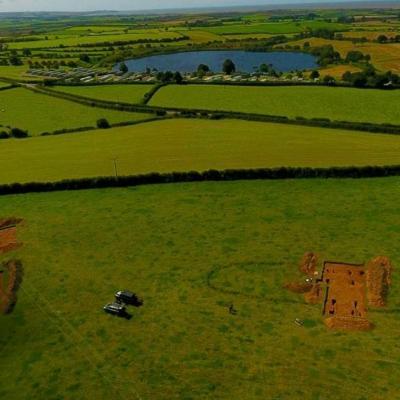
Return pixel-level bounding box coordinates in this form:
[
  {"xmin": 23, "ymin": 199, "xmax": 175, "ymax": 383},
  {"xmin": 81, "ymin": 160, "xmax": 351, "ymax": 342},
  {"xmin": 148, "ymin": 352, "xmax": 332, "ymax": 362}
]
[
  {"xmin": 285, "ymin": 253, "xmax": 393, "ymax": 331},
  {"xmin": 0, "ymin": 260, "xmax": 23, "ymax": 314},
  {"xmin": 0, "ymin": 218, "xmax": 22, "ymax": 254},
  {"xmin": 0, "ymin": 218, "xmax": 23, "ymax": 314}
]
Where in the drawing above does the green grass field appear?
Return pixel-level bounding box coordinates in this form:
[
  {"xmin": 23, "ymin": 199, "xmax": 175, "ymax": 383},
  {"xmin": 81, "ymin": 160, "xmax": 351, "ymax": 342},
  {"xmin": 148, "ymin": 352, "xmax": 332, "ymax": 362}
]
[
  {"xmin": 150, "ymin": 85, "xmax": 400, "ymax": 125},
  {"xmin": 7, "ymin": 31, "xmax": 184, "ymax": 49},
  {"xmin": 52, "ymin": 84, "xmax": 154, "ymax": 104},
  {"xmin": 0, "ymin": 82, "xmax": 12, "ymax": 89},
  {"xmin": 0, "ymin": 66, "xmax": 39, "ymax": 82},
  {"xmin": 1, "ymin": 118, "xmax": 400, "ymax": 184},
  {"xmin": 199, "ymin": 20, "xmax": 347, "ymax": 35},
  {"xmin": 0, "ymin": 88, "xmax": 152, "ymax": 136},
  {"xmin": 1, "ymin": 178, "xmax": 400, "ymax": 399}
]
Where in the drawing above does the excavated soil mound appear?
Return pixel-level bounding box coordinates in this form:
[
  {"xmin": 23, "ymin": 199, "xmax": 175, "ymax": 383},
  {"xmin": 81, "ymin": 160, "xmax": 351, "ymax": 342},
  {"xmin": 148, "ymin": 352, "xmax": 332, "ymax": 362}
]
[
  {"xmin": 366, "ymin": 256, "xmax": 392, "ymax": 308},
  {"xmin": 0, "ymin": 260, "xmax": 23, "ymax": 314},
  {"xmin": 0, "ymin": 218, "xmax": 22, "ymax": 229},
  {"xmin": 324, "ymin": 316, "xmax": 373, "ymax": 331},
  {"xmin": 0, "ymin": 218, "xmax": 22, "ymax": 254},
  {"xmin": 300, "ymin": 252, "xmax": 318, "ymax": 276}
]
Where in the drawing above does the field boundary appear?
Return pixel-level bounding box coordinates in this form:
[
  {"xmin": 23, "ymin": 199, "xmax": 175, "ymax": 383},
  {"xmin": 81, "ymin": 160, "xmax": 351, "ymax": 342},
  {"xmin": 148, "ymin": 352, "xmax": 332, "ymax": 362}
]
[{"xmin": 1, "ymin": 165, "xmax": 400, "ymax": 196}]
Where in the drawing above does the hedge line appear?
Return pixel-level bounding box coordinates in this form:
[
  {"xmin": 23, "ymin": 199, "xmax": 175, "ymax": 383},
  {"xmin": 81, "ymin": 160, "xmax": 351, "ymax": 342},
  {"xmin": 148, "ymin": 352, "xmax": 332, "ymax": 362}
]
[
  {"xmin": 1, "ymin": 165, "xmax": 400, "ymax": 196},
  {"xmin": 40, "ymin": 116, "xmax": 164, "ymax": 136},
  {"xmin": 0, "ymin": 84, "xmax": 16, "ymax": 92},
  {"xmin": 142, "ymin": 83, "xmax": 166, "ymax": 105}
]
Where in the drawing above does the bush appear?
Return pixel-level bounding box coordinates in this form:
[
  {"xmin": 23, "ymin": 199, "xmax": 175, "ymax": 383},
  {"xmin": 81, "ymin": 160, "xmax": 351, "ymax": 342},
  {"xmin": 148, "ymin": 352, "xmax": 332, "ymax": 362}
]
[
  {"xmin": 10, "ymin": 128, "xmax": 28, "ymax": 138},
  {"xmin": 96, "ymin": 118, "xmax": 110, "ymax": 129}
]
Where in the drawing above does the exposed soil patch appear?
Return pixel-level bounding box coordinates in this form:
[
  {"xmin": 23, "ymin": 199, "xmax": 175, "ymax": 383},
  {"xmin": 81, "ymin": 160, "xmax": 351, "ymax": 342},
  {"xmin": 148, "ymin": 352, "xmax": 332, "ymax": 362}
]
[
  {"xmin": 366, "ymin": 256, "xmax": 392, "ymax": 308},
  {"xmin": 286, "ymin": 253, "xmax": 393, "ymax": 331},
  {"xmin": 0, "ymin": 259, "xmax": 23, "ymax": 314},
  {"xmin": 299, "ymin": 252, "xmax": 318, "ymax": 276},
  {"xmin": 325, "ymin": 316, "xmax": 373, "ymax": 331},
  {"xmin": 321, "ymin": 262, "xmax": 367, "ymax": 319},
  {"xmin": 0, "ymin": 218, "xmax": 22, "ymax": 254}
]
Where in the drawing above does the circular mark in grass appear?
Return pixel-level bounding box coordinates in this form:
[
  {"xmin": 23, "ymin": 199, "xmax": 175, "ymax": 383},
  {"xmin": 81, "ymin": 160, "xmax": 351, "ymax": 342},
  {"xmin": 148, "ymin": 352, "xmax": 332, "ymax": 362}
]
[{"xmin": 206, "ymin": 261, "xmax": 305, "ymax": 304}]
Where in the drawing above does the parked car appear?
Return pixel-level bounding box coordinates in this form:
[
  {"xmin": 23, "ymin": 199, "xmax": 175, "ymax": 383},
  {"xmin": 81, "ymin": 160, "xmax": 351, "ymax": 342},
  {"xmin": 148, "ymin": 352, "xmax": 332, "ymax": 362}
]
[
  {"xmin": 115, "ymin": 291, "xmax": 143, "ymax": 307},
  {"xmin": 103, "ymin": 302, "xmax": 126, "ymax": 316}
]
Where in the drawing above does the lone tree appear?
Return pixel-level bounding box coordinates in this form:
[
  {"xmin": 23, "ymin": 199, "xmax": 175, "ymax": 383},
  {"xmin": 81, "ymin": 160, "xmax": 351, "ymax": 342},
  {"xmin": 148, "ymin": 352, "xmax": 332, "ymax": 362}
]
[
  {"xmin": 222, "ymin": 59, "xmax": 236, "ymax": 75},
  {"xmin": 119, "ymin": 62, "xmax": 129, "ymax": 74},
  {"xmin": 310, "ymin": 70, "xmax": 320, "ymax": 80},
  {"xmin": 97, "ymin": 118, "xmax": 110, "ymax": 129},
  {"xmin": 197, "ymin": 64, "xmax": 210, "ymax": 75},
  {"xmin": 174, "ymin": 71, "xmax": 183, "ymax": 84}
]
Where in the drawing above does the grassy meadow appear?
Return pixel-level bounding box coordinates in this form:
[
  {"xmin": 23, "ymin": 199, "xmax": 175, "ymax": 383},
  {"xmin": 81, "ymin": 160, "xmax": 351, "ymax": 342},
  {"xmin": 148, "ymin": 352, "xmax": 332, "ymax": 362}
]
[
  {"xmin": 52, "ymin": 84, "xmax": 154, "ymax": 104},
  {"xmin": 7, "ymin": 31, "xmax": 185, "ymax": 49},
  {"xmin": 200, "ymin": 20, "xmax": 347, "ymax": 35},
  {"xmin": 0, "ymin": 88, "xmax": 151, "ymax": 135},
  {"xmin": 1, "ymin": 178, "xmax": 400, "ymax": 399},
  {"xmin": 1, "ymin": 118, "xmax": 400, "ymax": 184},
  {"xmin": 151, "ymin": 85, "xmax": 400, "ymax": 125}
]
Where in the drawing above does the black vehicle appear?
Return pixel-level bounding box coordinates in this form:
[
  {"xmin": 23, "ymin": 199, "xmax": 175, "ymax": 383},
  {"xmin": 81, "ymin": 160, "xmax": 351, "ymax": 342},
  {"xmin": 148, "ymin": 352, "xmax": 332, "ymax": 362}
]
[
  {"xmin": 115, "ymin": 291, "xmax": 143, "ymax": 307},
  {"xmin": 103, "ymin": 302, "xmax": 127, "ymax": 316}
]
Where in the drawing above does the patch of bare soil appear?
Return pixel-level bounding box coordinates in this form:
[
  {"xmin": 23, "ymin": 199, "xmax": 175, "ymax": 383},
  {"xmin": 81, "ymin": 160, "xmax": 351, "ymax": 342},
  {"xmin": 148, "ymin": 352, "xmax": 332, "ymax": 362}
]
[
  {"xmin": 299, "ymin": 252, "xmax": 318, "ymax": 276},
  {"xmin": 0, "ymin": 260, "xmax": 23, "ymax": 314},
  {"xmin": 286, "ymin": 253, "xmax": 393, "ymax": 331},
  {"xmin": 324, "ymin": 316, "xmax": 373, "ymax": 331},
  {"xmin": 0, "ymin": 218, "xmax": 22, "ymax": 254},
  {"xmin": 366, "ymin": 256, "xmax": 392, "ymax": 308},
  {"xmin": 321, "ymin": 262, "xmax": 367, "ymax": 319}
]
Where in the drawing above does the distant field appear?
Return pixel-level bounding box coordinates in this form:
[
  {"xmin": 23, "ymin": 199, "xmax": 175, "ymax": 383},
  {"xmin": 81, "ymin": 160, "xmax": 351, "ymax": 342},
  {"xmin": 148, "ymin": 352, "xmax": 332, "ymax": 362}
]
[
  {"xmin": 7, "ymin": 31, "xmax": 184, "ymax": 49},
  {"xmin": 285, "ymin": 38, "xmax": 400, "ymax": 72},
  {"xmin": 343, "ymin": 31, "xmax": 400, "ymax": 40},
  {"xmin": 318, "ymin": 64, "xmax": 363, "ymax": 78},
  {"xmin": 151, "ymin": 85, "xmax": 400, "ymax": 125},
  {"xmin": 183, "ymin": 30, "xmax": 225, "ymax": 43},
  {"xmin": 1, "ymin": 118, "xmax": 400, "ymax": 184},
  {"xmin": 52, "ymin": 84, "xmax": 154, "ymax": 104},
  {"xmin": 200, "ymin": 21, "xmax": 347, "ymax": 35},
  {"xmin": 1, "ymin": 178, "xmax": 400, "ymax": 399},
  {"xmin": 0, "ymin": 88, "xmax": 151, "ymax": 135},
  {"xmin": 0, "ymin": 66, "xmax": 38, "ymax": 81},
  {"xmin": 0, "ymin": 82, "xmax": 11, "ymax": 89}
]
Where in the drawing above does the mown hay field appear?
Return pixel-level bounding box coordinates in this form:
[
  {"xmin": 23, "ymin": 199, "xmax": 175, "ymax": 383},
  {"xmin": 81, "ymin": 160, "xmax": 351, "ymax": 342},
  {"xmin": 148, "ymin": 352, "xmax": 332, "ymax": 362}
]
[
  {"xmin": 150, "ymin": 85, "xmax": 400, "ymax": 125},
  {"xmin": 52, "ymin": 84, "xmax": 154, "ymax": 104},
  {"xmin": 1, "ymin": 118, "xmax": 400, "ymax": 184},
  {"xmin": 1, "ymin": 178, "xmax": 400, "ymax": 399},
  {"xmin": 0, "ymin": 88, "xmax": 151, "ymax": 136},
  {"xmin": 285, "ymin": 38, "xmax": 400, "ymax": 73},
  {"xmin": 342, "ymin": 31, "xmax": 400, "ymax": 40},
  {"xmin": 318, "ymin": 64, "xmax": 363, "ymax": 78}
]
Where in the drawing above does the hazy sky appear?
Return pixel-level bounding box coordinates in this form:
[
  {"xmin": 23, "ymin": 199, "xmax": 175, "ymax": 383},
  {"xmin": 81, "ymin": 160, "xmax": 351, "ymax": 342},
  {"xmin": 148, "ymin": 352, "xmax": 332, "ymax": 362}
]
[{"xmin": 0, "ymin": 0, "xmax": 375, "ymax": 12}]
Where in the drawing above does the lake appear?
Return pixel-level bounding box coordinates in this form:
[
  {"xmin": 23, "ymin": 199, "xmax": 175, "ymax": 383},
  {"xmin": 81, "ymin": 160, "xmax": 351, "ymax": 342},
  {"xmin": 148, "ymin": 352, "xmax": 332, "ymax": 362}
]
[{"xmin": 118, "ymin": 50, "xmax": 318, "ymax": 73}]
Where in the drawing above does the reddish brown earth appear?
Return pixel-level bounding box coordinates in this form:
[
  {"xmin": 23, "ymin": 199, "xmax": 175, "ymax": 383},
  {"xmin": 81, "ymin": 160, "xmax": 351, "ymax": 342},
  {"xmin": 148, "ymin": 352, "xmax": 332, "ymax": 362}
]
[
  {"xmin": 0, "ymin": 218, "xmax": 23, "ymax": 314},
  {"xmin": 321, "ymin": 262, "xmax": 367, "ymax": 319},
  {"xmin": 0, "ymin": 260, "xmax": 23, "ymax": 314},
  {"xmin": 0, "ymin": 218, "xmax": 22, "ymax": 255},
  {"xmin": 286, "ymin": 253, "xmax": 393, "ymax": 331}
]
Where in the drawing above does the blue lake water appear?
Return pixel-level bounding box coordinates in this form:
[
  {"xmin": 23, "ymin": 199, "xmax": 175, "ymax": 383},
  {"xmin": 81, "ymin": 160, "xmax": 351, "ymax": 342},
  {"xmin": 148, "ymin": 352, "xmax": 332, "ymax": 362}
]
[{"xmin": 119, "ymin": 50, "xmax": 317, "ymax": 73}]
